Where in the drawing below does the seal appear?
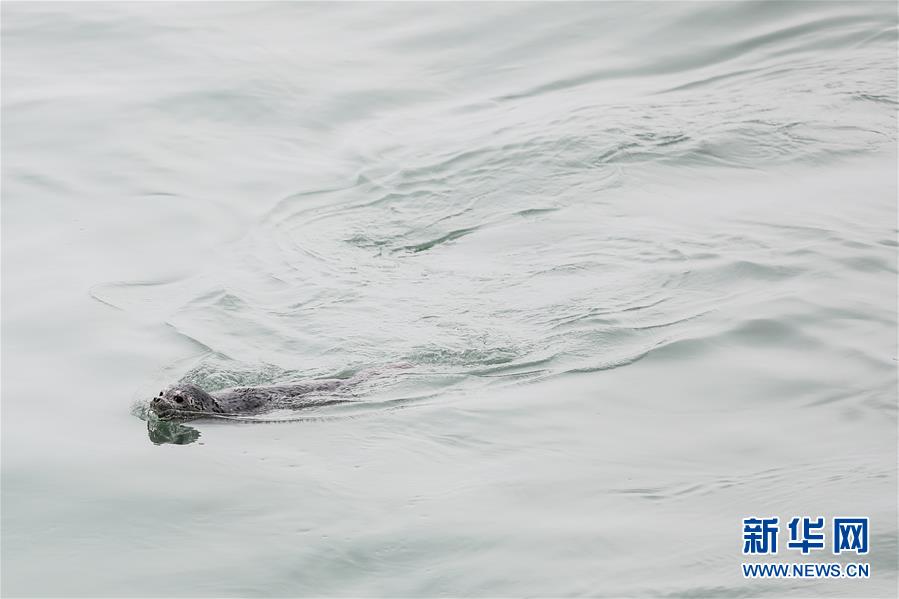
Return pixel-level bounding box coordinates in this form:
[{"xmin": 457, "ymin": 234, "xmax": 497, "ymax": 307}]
[{"xmin": 150, "ymin": 378, "xmax": 352, "ymax": 420}]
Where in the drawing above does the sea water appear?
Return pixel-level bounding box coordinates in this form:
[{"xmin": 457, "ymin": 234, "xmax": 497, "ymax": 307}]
[{"xmin": 2, "ymin": 2, "xmax": 897, "ymax": 597}]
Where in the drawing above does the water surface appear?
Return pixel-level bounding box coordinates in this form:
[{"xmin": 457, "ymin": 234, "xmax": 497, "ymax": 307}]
[{"xmin": 2, "ymin": 2, "xmax": 897, "ymax": 597}]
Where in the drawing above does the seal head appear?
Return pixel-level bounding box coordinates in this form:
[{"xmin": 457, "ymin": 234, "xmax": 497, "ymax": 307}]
[{"xmin": 151, "ymin": 384, "xmax": 221, "ymax": 420}]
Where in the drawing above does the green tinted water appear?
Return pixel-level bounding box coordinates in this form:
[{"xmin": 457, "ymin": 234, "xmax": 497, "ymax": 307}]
[{"xmin": 2, "ymin": 2, "xmax": 897, "ymax": 596}]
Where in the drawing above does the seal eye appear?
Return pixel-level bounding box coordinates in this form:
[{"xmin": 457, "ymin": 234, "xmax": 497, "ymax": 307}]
[{"xmin": 174, "ymin": 395, "xmax": 185, "ymax": 404}]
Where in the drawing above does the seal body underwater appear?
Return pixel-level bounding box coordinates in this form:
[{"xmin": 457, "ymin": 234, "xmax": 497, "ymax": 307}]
[{"xmin": 151, "ymin": 378, "xmax": 353, "ymax": 420}]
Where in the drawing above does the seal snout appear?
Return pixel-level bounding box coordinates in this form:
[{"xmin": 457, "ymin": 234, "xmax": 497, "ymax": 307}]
[{"xmin": 151, "ymin": 392, "xmax": 170, "ymax": 417}]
